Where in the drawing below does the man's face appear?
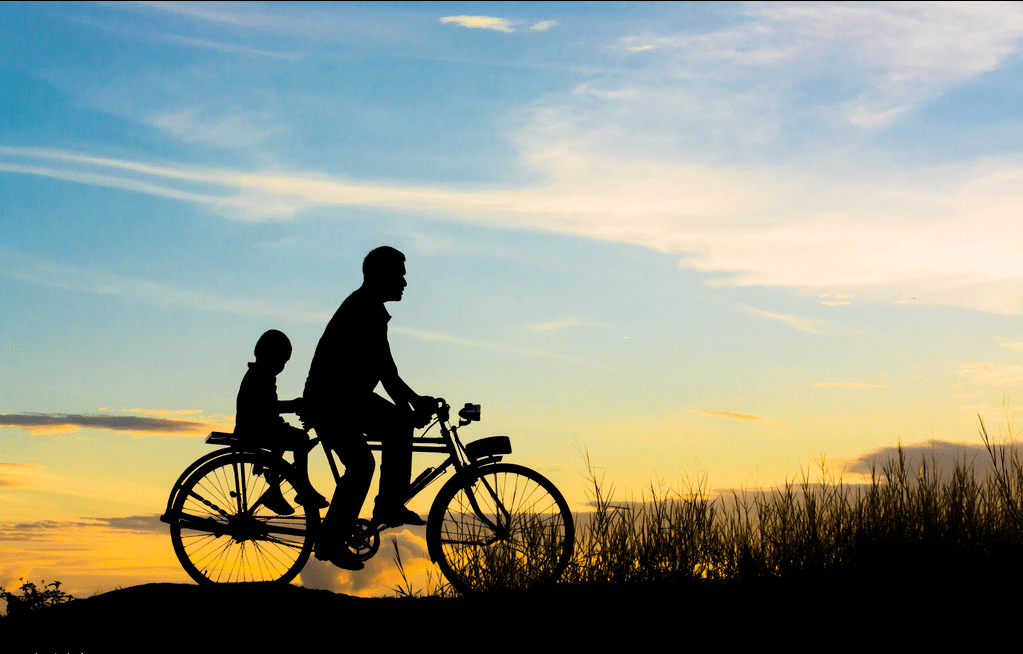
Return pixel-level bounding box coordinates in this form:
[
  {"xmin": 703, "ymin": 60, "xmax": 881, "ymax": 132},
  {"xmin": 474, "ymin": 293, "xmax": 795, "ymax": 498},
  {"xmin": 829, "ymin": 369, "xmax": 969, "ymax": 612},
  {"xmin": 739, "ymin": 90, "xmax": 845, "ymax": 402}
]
[{"xmin": 379, "ymin": 262, "xmax": 407, "ymax": 302}]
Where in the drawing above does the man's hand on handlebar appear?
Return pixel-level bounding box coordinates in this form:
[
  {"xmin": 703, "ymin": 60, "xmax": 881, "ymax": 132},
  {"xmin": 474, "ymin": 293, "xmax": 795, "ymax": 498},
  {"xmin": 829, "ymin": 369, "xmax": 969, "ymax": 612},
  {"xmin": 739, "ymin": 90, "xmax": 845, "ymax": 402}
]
[{"xmin": 410, "ymin": 395, "xmax": 437, "ymax": 429}]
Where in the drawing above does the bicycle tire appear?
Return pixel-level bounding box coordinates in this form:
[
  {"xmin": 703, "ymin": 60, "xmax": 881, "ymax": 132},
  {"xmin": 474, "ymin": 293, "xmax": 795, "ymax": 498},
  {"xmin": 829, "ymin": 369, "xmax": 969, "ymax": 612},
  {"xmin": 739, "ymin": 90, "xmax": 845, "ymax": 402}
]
[
  {"xmin": 168, "ymin": 450, "xmax": 318, "ymax": 584},
  {"xmin": 426, "ymin": 463, "xmax": 574, "ymax": 594}
]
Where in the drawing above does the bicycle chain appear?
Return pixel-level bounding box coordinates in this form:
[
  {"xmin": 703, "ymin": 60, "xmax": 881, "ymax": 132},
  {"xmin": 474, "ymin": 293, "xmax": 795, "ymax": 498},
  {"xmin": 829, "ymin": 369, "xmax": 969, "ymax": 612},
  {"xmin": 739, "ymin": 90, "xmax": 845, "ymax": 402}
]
[{"xmin": 189, "ymin": 491, "xmax": 229, "ymax": 518}]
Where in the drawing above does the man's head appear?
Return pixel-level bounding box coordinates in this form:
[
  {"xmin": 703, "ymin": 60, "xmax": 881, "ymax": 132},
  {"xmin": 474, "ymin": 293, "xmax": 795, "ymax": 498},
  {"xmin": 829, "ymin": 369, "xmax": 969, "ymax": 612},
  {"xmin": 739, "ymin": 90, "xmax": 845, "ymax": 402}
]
[
  {"xmin": 362, "ymin": 246, "xmax": 407, "ymax": 302},
  {"xmin": 254, "ymin": 329, "xmax": 292, "ymax": 373}
]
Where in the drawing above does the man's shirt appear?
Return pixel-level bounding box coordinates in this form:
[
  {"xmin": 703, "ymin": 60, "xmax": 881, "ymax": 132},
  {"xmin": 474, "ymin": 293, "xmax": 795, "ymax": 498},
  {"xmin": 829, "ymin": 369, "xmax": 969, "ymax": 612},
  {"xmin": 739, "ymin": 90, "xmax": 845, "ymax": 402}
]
[{"xmin": 304, "ymin": 286, "xmax": 398, "ymax": 409}]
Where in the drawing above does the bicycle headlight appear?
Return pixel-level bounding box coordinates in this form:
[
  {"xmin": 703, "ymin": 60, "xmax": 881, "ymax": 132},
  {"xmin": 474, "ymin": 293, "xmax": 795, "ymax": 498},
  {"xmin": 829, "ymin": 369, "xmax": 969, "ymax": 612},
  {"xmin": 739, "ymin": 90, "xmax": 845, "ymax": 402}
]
[{"xmin": 458, "ymin": 403, "xmax": 481, "ymax": 422}]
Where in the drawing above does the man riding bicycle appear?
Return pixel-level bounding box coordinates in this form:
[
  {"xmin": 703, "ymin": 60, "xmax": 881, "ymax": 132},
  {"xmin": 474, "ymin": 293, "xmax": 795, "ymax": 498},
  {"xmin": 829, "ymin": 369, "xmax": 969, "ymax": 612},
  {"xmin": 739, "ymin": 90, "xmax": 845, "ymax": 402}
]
[{"xmin": 302, "ymin": 246, "xmax": 435, "ymax": 570}]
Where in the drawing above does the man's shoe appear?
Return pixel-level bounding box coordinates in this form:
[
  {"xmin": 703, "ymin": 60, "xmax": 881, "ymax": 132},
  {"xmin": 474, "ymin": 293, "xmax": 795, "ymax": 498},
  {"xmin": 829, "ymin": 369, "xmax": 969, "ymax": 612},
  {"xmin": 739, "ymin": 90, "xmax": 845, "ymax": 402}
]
[
  {"xmin": 373, "ymin": 506, "xmax": 426, "ymax": 528},
  {"xmin": 315, "ymin": 542, "xmax": 364, "ymax": 570},
  {"xmin": 261, "ymin": 487, "xmax": 294, "ymax": 516}
]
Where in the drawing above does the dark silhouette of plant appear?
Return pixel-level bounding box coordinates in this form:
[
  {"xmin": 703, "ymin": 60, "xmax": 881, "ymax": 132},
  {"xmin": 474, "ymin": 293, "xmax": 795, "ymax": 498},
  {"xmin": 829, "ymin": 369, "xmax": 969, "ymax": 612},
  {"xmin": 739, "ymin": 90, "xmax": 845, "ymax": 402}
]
[{"xmin": 0, "ymin": 579, "xmax": 74, "ymax": 617}]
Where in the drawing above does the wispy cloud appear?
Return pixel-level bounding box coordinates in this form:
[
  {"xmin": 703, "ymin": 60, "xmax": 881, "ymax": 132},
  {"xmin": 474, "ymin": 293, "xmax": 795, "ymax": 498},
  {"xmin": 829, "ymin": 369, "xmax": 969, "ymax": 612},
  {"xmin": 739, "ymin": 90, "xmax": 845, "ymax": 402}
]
[
  {"xmin": 528, "ymin": 319, "xmax": 583, "ymax": 332},
  {"xmin": 529, "ymin": 20, "xmax": 558, "ymax": 32},
  {"xmin": 132, "ymin": 1, "xmax": 281, "ymax": 28},
  {"xmin": 0, "ymin": 412, "xmax": 228, "ymax": 437},
  {"xmin": 4, "ymin": 145, "xmax": 1023, "ymax": 316},
  {"xmin": 391, "ymin": 327, "xmax": 598, "ymax": 366},
  {"xmin": 812, "ymin": 382, "xmax": 887, "ymax": 388},
  {"xmin": 617, "ymin": 2, "xmax": 1023, "ymax": 128},
  {"xmin": 0, "ymin": 514, "xmax": 165, "ymax": 540},
  {"xmin": 958, "ymin": 363, "xmax": 1023, "ymax": 387},
  {"xmin": 0, "ymin": 245, "xmax": 332, "ymax": 322},
  {"xmin": 0, "ymin": 243, "xmax": 596, "ymax": 364},
  {"xmin": 145, "ymin": 107, "xmax": 285, "ymax": 148},
  {"xmin": 748, "ymin": 308, "xmax": 826, "ymax": 334},
  {"xmin": 0, "ymin": 463, "xmax": 44, "ymax": 488},
  {"xmin": 159, "ymin": 34, "xmax": 300, "ymax": 60},
  {"xmin": 68, "ymin": 13, "xmax": 301, "ymax": 60},
  {"xmin": 440, "ymin": 15, "xmax": 517, "ymax": 33},
  {"xmin": 1002, "ymin": 342, "xmax": 1023, "ymax": 352},
  {"xmin": 693, "ymin": 410, "xmax": 771, "ymax": 423},
  {"xmin": 820, "ymin": 293, "xmax": 853, "ymax": 306}
]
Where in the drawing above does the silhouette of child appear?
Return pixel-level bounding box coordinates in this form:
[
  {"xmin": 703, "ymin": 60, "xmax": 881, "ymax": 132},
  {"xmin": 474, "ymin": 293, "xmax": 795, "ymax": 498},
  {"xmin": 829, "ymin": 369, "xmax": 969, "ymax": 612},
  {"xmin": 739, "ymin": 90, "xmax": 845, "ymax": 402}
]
[{"xmin": 236, "ymin": 329, "xmax": 328, "ymax": 514}]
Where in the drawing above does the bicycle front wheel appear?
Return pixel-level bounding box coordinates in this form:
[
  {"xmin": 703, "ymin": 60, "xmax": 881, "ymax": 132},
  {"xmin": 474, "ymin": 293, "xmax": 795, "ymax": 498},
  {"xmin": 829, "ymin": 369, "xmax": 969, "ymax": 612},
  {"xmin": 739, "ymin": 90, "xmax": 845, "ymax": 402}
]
[
  {"xmin": 168, "ymin": 450, "xmax": 317, "ymax": 584},
  {"xmin": 427, "ymin": 463, "xmax": 574, "ymax": 594}
]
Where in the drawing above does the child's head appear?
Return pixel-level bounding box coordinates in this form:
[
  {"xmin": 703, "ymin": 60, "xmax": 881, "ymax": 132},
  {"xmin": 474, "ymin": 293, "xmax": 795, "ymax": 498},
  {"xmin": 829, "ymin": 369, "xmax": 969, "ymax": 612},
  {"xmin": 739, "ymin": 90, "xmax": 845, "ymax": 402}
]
[{"xmin": 254, "ymin": 329, "xmax": 292, "ymax": 372}]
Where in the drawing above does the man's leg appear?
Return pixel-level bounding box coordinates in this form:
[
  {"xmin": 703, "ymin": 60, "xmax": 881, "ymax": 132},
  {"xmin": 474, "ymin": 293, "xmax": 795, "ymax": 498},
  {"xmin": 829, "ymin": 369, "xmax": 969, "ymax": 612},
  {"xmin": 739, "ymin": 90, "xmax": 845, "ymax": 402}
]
[
  {"xmin": 361, "ymin": 394, "xmax": 418, "ymax": 524},
  {"xmin": 314, "ymin": 417, "xmax": 375, "ymax": 549}
]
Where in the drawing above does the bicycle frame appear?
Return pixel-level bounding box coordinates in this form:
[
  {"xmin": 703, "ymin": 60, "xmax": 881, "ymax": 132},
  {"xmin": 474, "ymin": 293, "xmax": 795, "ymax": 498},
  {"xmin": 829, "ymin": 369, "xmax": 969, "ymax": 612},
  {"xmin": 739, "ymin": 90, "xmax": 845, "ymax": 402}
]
[
  {"xmin": 160, "ymin": 398, "xmax": 515, "ymax": 557},
  {"xmin": 162, "ymin": 397, "xmax": 573, "ymax": 588},
  {"xmin": 315, "ymin": 398, "xmax": 512, "ymax": 527}
]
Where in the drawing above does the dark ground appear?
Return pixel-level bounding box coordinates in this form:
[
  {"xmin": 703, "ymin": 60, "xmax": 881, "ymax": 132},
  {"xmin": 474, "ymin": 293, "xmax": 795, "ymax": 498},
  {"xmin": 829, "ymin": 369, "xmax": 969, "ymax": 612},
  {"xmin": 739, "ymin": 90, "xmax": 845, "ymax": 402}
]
[{"xmin": 2, "ymin": 573, "xmax": 1007, "ymax": 651}]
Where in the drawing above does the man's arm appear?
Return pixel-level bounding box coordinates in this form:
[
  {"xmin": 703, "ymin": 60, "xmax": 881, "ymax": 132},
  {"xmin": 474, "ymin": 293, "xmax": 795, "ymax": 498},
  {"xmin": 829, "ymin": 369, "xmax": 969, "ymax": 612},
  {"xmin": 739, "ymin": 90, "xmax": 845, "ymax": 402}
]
[{"xmin": 378, "ymin": 340, "xmax": 434, "ymax": 421}]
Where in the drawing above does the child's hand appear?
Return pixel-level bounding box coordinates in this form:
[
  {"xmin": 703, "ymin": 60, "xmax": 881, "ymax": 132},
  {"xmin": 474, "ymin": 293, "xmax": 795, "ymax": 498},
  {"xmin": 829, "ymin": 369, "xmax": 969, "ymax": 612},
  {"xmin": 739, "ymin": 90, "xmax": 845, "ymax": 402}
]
[{"xmin": 293, "ymin": 398, "xmax": 307, "ymax": 429}]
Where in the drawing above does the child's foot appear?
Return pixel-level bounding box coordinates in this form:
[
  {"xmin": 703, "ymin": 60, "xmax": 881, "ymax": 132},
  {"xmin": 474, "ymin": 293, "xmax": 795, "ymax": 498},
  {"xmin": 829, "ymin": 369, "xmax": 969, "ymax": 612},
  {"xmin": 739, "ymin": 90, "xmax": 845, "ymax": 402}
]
[
  {"xmin": 261, "ymin": 487, "xmax": 294, "ymax": 515},
  {"xmin": 295, "ymin": 489, "xmax": 329, "ymax": 509}
]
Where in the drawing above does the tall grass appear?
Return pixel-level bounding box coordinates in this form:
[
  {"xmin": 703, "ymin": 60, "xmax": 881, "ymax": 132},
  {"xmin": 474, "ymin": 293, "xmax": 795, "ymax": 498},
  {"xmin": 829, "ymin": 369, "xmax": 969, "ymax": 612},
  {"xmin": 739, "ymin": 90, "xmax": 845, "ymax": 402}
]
[{"xmin": 563, "ymin": 415, "xmax": 1023, "ymax": 586}]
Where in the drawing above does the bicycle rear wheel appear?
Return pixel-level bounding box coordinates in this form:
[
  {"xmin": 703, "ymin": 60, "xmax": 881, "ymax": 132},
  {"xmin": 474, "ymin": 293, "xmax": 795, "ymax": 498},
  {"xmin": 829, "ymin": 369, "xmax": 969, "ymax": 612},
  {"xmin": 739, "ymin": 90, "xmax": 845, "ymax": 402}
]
[
  {"xmin": 168, "ymin": 450, "xmax": 317, "ymax": 584},
  {"xmin": 427, "ymin": 463, "xmax": 574, "ymax": 594}
]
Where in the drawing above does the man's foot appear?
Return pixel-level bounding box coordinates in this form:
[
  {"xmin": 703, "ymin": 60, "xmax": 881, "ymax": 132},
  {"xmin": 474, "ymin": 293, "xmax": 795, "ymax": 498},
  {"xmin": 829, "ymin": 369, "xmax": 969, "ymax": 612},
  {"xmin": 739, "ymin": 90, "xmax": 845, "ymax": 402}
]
[
  {"xmin": 261, "ymin": 487, "xmax": 294, "ymax": 516},
  {"xmin": 295, "ymin": 489, "xmax": 329, "ymax": 509},
  {"xmin": 373, "ymin": 506, "xmax": 426, "ymax": 528},
  {"xmin": 314, "ymin": 542, "xmax": 364, "ymax": 570}
]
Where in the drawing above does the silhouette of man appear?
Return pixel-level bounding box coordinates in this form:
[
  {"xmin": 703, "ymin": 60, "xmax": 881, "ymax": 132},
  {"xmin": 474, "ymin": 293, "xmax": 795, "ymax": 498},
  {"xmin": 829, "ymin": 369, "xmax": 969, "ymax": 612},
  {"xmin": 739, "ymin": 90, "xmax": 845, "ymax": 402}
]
[{"xmin": 303, "ymin": 246, "xmax": 434, "ymax": 570}]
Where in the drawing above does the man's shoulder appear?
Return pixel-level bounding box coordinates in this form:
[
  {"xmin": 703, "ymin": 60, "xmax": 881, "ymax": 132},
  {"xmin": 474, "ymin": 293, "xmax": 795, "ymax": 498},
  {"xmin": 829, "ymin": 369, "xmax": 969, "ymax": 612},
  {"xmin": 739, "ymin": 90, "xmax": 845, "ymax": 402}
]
[{"xmin": 329, "ymin": 287, "xmax": 387, "ymax": 323}]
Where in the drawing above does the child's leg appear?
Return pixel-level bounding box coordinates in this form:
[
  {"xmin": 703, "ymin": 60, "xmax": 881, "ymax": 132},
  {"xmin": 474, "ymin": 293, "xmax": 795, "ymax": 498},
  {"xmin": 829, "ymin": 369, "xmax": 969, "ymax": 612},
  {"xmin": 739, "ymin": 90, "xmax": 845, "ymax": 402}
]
[
  {"xmin": 284, "ymin": 426, "xmax": 327, "ymax": 506},
  {"xmin": 261, "ymin": 447, "xmax": 295, "ymax": 515}
]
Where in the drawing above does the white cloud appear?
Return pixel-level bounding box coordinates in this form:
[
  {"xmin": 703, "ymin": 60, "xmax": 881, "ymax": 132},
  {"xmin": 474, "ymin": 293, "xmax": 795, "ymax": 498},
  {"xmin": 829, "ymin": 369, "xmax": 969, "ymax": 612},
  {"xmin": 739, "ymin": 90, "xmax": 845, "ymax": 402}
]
[
  {"xmin": 958, "ymin": 363, "xmax": 1023, "ymax": 386},
  {"xmin": 133, "ymin": 1, "xmax": 286, "ymax": 28},
  {"xmin": 748, "ymin": 308, "xmax": 826, "ymax": 334},
  {"xmin": 440, "ymin": 15, "xmax": 517, "ymax": 33},
  {"xmin": 146, "ymin": 107, "xmax": 284, "ymax": 148},
  {"xmin": 528, "ymin": 319, "xmax": 582, "ymax": 332},
  {"xmin": 820, "ymin": 294, "xmax": 853, "ymax": 306},
  {"xmin": 529, "ymin": 20, "xmax": 558, "ymax": 32},
  {"xmin": 3, "ymin": 144, "xmax": 1023, "ymax": 316},
  {"xmin": 618, "ymin": 2, "xmax": 1023, "ymax": 128}
]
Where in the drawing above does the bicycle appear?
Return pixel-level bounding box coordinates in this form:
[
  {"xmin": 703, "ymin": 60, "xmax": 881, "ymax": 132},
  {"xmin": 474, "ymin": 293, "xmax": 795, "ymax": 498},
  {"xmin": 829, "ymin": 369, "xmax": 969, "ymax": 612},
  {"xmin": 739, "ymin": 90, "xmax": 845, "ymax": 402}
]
[{"xmin": 159, "ymin": 399, "xmax": 574, "ymax": 594}]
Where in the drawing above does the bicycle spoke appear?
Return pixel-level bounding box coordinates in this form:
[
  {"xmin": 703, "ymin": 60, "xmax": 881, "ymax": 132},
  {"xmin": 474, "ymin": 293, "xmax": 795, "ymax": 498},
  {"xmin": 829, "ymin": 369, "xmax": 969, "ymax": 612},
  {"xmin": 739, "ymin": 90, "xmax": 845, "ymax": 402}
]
[
  {"xmin": 169, "ymin": 452, "xmax": 316, "ymax": 585},
  {"xmin": 429, "ymin": 464, "xmax": 573, "ymax": 593}
]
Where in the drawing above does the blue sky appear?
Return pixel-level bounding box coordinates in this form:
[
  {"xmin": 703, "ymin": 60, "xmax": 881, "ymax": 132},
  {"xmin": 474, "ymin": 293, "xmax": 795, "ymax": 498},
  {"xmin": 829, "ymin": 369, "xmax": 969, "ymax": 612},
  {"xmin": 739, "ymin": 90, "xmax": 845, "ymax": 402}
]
[{"xmin": 2, "ymin": 1, "xmax": 1023, "ymax": 598}]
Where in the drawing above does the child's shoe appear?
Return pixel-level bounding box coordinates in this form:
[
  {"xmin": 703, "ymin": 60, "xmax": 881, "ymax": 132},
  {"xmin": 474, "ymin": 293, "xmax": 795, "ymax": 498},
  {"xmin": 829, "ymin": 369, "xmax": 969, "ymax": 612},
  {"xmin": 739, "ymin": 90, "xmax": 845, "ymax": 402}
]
[
  {"xmin": 295, "ymin": 489, "xmax": 329, "ymax": 509},
  {"xmin": 261, "ymin": 486, "xmax": 295, "ymax": 515}
]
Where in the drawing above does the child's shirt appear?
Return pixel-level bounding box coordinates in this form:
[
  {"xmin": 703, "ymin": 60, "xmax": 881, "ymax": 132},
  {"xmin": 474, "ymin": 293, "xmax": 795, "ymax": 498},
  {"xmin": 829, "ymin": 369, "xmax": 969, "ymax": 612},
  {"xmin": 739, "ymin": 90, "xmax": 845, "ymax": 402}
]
[{"xmin": 235, "ymin": 362, "xmax": 290, "ymax": 435}]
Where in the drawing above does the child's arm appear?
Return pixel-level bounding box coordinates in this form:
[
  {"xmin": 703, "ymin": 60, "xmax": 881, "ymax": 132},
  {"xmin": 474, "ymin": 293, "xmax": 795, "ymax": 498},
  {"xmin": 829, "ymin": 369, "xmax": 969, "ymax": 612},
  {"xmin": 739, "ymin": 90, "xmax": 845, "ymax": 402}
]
[{"xmin": 277, "ymin": 397, "xmax": 303, "ymax": 415}]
